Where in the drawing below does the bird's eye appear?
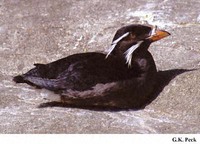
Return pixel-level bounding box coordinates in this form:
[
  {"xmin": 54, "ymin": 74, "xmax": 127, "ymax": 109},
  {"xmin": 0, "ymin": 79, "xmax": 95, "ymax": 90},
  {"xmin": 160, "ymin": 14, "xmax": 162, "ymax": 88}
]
[{"xmin": 129, "ymin": 33, "xmax": 136, "ymax": 39}]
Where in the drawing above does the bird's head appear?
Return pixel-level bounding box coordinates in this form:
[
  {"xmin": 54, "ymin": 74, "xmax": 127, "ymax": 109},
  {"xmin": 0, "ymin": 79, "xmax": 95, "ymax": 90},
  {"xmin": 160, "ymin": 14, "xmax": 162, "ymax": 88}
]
[{"xmin": 106, "ymin": 24, "xmax": 170, "ymax": 66}]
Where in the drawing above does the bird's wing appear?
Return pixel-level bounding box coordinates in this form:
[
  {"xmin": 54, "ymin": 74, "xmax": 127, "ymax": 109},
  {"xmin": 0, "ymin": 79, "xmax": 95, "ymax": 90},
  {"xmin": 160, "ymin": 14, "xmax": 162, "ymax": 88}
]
[{"xmin": 58, "ymin": 76, "xmax": 144, "ymax": 99}]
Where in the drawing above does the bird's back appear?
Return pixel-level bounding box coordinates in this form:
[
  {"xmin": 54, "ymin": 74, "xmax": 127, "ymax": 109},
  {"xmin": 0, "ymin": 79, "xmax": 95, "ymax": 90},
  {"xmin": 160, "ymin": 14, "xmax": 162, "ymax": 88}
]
[{"xmin": 13, "ymin": 51, "xmax": 156, "ymax": 92}]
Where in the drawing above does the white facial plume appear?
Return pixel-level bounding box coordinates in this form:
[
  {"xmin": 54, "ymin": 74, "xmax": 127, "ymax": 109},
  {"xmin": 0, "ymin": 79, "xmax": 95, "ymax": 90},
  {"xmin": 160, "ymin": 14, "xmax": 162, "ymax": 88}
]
[
  {"xmin": 124, "ymin": 41, "xmax": 143, "ymax": 67},
  {"xmin": 149, "ymin": 25, "xmax": 157, "ymax": 37},
  {"xmin": 106, "ymin": 32, "xmax": 129, "ymax": 58}
]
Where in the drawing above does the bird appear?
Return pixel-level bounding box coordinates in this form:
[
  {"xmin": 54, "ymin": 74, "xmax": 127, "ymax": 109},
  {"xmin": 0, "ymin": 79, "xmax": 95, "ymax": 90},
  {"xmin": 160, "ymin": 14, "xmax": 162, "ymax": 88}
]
[{"xmin": 13, "ymin": 24, "xmax": 170, "ymax": 109}]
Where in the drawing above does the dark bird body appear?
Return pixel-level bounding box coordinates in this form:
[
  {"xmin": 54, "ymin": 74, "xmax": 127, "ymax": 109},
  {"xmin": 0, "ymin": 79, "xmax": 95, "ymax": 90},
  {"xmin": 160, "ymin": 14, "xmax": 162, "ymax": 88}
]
[{"xmin": 13, "ymin": 24, "xmax": 170, "ymax": 109}]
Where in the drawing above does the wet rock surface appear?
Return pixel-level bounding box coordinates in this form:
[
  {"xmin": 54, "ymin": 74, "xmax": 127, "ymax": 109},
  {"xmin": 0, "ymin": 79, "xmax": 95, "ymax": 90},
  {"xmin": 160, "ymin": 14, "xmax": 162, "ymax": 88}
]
[{"xmin": 0, "ymin": 0, "xmax": 200, "ymax": 133}]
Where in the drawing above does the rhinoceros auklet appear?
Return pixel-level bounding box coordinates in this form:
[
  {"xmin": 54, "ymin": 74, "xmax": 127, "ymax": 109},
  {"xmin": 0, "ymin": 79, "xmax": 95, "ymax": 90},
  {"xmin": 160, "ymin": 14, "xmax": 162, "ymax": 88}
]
[{"xmin": 13, "ymin": 24, "xmax": 170, "ymax": 109}]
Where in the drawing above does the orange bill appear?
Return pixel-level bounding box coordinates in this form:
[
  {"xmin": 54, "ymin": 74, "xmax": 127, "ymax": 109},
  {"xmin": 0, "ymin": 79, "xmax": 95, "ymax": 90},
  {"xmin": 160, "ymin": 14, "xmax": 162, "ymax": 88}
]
[{"xmin": 149, "ymin": 30, "xmax": 170, "ymax": 42}]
